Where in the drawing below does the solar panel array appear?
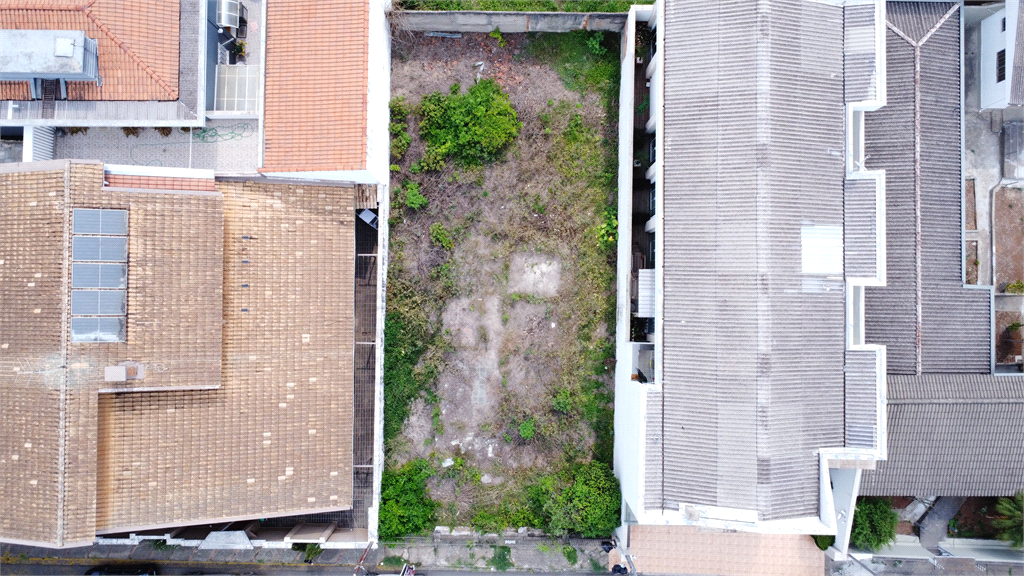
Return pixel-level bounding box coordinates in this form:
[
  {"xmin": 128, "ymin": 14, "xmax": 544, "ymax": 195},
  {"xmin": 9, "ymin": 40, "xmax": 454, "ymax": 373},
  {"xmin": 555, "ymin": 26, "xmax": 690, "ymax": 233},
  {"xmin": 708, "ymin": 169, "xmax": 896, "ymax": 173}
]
[{"xmin": 70, "ymin": 208, "xmax": 128, "ymax": 342}]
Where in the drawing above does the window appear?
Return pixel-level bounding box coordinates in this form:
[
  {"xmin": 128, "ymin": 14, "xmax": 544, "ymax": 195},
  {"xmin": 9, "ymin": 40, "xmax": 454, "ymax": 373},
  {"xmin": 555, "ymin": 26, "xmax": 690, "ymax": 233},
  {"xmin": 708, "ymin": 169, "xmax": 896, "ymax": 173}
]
[
  {"xmin": 71, "ymin": 209, "xmax": 127, "ymax": 342},
  {"xmin": 1003, "ymin": 17, "xmax": 1007, "ymax": 32},
  {"xmin": 998, "ymin": 49, "xmax": 1007, "ymax": 83}
]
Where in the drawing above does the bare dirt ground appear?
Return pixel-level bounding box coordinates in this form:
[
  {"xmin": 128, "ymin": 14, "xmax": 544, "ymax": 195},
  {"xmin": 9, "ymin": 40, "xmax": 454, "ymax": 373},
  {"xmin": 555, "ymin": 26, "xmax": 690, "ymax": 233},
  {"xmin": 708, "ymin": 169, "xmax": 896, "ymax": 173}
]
[
  {"xmin": 993, "ymin": 187, "xmax": 1024, "ymax": 291},
  {"xmin": 387, "ymin": 31, "xmax": 617, "ymax": 524}
]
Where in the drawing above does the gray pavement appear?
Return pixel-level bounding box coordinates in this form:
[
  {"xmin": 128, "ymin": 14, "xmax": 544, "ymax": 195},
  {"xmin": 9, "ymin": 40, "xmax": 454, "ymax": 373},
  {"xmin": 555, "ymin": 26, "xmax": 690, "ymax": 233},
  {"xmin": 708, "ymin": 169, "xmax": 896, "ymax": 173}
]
[{"xmin": 917, "ymin": 496, "xmax": 966, "ymax": 552}]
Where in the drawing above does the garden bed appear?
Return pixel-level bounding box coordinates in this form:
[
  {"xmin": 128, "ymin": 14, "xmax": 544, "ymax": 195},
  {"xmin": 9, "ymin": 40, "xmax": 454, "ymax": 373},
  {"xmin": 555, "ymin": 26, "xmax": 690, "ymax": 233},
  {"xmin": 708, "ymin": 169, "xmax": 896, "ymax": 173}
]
[{"xmin": 382, "ymin": 30, "xmax": 620, "ymax": 539}]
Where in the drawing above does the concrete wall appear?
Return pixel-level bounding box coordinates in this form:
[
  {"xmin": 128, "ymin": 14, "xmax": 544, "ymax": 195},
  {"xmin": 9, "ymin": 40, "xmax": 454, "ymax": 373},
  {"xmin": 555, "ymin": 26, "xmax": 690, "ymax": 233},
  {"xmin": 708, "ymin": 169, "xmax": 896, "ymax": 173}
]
[
  {"xmin": 980, "ymin": 8, "xmax": 1008, "ymax": 110},
  {"xmin": 397, "ymin": 10, "xmax": 626, "ymax": 33}
]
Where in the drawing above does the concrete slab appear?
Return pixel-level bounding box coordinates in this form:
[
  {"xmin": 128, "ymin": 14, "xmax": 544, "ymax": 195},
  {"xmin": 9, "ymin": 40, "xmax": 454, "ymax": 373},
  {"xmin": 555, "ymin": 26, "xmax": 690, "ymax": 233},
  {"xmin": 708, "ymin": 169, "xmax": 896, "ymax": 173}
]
[
  {"xmin": 312, "ymin": 548, "xmax": 343, "ymax": 564},
  {"xmin": 101, "ymin": 544, "xmax": 135, "ymax": 560},
  {"xmin": 232, "ymin": 548, "xmax": 258, "ymax": 563},
  {"xmin": 169, "ymin": 545, "xmax": 198, "ymax": 561},
  {"xmin": 210, "ymin": 548, "xmax": 238, "ymax": 562},
  {"xmin": 198, "ymin": 530, "xmax": 253, "ymax": 550},
  {"xmin": 254, "ymin": 547, "xmax": 281, "ymax": 563},
  {"xmin": 128, "ymin": 542, "xmax": 154, "ymax": 560}
]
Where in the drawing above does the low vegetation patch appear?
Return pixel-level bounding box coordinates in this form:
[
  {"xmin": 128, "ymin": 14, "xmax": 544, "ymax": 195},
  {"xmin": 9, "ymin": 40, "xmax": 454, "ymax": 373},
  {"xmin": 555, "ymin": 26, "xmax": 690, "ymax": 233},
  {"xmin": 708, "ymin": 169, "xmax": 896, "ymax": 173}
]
[
  {"xmin": 415, "ymin": 79, "xmax": 520, "ymax": 171},
  {"xmin": 384, "ymin": 30, "xmax": 620, "ymax": 540},
  {"xmin": 850, "ymin": 497, "xmax": 899, "ymax": 552},
  {"xmin": 995, "ymin": 491, "xmax": 1023, "ymax": 547},
  {"xmin": 379, "ymin": 458, "xmax": 439, "ymax": 541}
]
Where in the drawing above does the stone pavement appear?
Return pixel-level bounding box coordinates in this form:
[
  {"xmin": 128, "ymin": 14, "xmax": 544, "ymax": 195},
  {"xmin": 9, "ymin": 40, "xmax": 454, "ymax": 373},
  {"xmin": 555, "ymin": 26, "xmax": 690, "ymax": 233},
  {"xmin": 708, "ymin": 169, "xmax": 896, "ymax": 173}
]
[
  {"xmin": 917, "ymin": 496, "xmax": 966, "ymax": 552},
  {"xmin": 1, "ymin": 534, "xmax": 611, "ymax": 572},
  {"xmin": 829, "ymin": 555, "xmax": 1021, "ymax": 576}
]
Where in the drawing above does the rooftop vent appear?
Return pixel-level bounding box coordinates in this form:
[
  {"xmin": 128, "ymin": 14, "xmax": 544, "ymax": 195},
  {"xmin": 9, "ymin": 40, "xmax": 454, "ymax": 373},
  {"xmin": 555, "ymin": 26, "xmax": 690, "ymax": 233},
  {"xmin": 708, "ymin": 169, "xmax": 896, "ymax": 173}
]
[{"xmin": 0, "ymin": 30, "xmax": 100, "ymax": 85}]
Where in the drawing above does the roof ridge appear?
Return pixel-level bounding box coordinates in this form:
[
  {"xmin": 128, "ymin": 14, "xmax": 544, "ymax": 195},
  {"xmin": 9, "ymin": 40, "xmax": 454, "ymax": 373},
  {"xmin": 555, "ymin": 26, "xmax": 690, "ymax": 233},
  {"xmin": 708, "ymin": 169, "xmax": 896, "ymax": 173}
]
[{"xmin": 80, "ymin": 1, "xmax": 177, "ymax": 100}]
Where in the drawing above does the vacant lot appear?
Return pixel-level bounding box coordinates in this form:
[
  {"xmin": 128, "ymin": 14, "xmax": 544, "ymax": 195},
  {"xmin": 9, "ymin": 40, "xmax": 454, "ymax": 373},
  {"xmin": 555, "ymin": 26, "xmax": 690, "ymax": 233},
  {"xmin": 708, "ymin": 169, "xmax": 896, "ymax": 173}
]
[{"xmin": 383, "ymin": 29, "xmax": 619, "ymax": 536}]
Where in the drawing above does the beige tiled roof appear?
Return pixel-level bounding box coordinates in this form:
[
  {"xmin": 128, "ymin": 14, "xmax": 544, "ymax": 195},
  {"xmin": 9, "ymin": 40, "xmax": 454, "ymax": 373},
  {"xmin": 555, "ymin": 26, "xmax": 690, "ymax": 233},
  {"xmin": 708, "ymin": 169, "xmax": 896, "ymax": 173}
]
[
  {"xmin": 1, "ymin": 163, "xmax": 356, "ymax": 544},
  {"xmin": 261, "ymin": 0, "xmax": 368, "ymax": 172},
  {"xmin": 0, "ymin": 0, "xmax": 180, "ymax": 101},
  {"xmin": 628, "ymin": 525, "xmax": 824, "ymax": 576}
]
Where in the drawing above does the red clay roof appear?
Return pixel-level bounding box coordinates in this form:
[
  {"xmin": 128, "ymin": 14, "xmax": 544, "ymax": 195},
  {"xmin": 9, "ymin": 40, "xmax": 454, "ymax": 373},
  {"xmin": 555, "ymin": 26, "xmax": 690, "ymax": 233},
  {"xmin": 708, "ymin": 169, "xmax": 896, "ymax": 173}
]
[
  {"xmin": 261, "ymin": 0, "xmax": 368, "ymax": 172},
  {"xmin": 0, "ymin": 0, "xmax": 180, "ymax": 101}
]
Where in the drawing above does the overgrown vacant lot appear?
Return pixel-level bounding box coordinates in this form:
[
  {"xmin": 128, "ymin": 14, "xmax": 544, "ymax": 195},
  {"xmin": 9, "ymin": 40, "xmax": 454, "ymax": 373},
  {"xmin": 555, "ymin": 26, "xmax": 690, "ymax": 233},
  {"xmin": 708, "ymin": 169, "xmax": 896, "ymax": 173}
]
[{"xmin": 382, "ymin": 30, "xmax": 620, "ymax": 540}]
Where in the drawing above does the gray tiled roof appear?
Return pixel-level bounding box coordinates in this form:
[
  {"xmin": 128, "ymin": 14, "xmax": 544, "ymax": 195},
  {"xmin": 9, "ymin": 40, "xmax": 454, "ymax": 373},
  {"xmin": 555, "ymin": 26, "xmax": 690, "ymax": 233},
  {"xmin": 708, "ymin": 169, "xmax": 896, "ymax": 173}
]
[
  {"xmin": 845, "ymin": 178, "xmax": 880, "ymax": 279},
  {"xmin": 658, "ymin": 0, "xmax": 846, "ymax": 521},
  {"xmin": 863, "ymin": 3, "xmax": 991, "ymax": 375},
  {"xmin": 860, "ymin": 3, "xmax": 1024, "ymax": 497}
]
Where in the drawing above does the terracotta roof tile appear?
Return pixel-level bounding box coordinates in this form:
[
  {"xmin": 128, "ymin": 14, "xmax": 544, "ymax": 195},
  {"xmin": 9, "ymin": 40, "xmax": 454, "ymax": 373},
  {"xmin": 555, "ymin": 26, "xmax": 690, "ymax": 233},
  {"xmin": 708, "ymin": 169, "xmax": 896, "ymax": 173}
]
[
  {"xmin": 261, "ymin": 0, "xmax": 369, "ymax": 172},
  {"xmin": 0, "ymin": 0, "xmax": 180, "ymax": 101},
  {"xmin": 1, "ymin": 166, "xmax": 356, "ymax": 543}
]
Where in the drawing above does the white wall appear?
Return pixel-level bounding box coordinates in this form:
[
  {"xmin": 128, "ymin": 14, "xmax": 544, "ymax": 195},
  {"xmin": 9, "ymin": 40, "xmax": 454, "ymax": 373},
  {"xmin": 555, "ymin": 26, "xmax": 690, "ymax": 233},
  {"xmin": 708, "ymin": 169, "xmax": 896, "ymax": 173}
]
[
  {"xmin": 980, "ymin": 7, "xmax": 1009, "ymax": 110},
  {"xmin": 366, "ymin": 0, "xmax": 392, "ymax": 185}
]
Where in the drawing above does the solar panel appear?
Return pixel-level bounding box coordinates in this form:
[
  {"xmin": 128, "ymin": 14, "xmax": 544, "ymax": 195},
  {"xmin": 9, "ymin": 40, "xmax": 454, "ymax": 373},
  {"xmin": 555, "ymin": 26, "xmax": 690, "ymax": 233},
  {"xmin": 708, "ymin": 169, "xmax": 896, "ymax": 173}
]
[
  {"xmin": 72, "ymin": 236, "xmax": 126, "ymax": 262},
  {"xmin": 72, "ymin": 263, "xmax": 127, "ymax": 288},
  {"xmin": 73, "ymin": 208, "xmax": 127, "ymax": 235},
  {"xmin": 72, "ymin": 209, "xmax": 103, "ymax": 234},
  {"xmin": 70, "ymin": 208, "xmax": 129, "ymax": 342},
  {"xmin": 71, "ymin": 290, "xmax": 126, "ymax": 315},
  {"xmin": 70, "ymin": 317, "xmax": 125, "ymax": 342}
]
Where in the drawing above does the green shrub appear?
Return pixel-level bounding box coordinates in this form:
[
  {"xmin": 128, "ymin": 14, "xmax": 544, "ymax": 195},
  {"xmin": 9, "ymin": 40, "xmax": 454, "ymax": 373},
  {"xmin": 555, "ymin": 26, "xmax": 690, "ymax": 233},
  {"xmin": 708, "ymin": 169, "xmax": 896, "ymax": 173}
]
[
  {"xmin": 586, "ymin": 31, "xmax": 607, "ymax": 56},
  {"xmin": 561, "ymin": 545, "xmax": 578, "ymax": 565},
  {"xmin": 994, "ymin": 491, "xmax": 1023, "ymax": 547},
  {"xmin": 542, "ymin": 461, "xmax": 620, "ymax": 538},
  {"xmin": 391, "ymin": 132, "xmax": 412, "ymax": 159},
  {"xmin": 487, "ymin": 545, "xmax": 514, "ymax": 571},
  {"xmin": 379, "ymin": 458, "xmax": 439, "ymax": 541},
  {"xmin": 598, "ymin": 205, "xmax": 617, "ymax": 253},
  {"xmin": 1008, "ymin": 280, "xmax": 1024, "ymax": 294},
  {"xmin": 518, "ymin": 418, "xmax": 536, "ymax": 440},
  {"xmin": 417, "ymin": 79, "xmax": 521, "ymax": 170},
  {"xmin": 390, "ymin": 96, "xmax": 412, "ymax": 159},
  {"xmin": 552, "ymin": 388, "xmax": 573, "ymax": 413},
  {"xmin": 383, "ymin": 281, "xmax": 439, "ymax": 443},
  {"xmin": 403, "ymin": 181, "xmax": 428, "ymax": 210},
  {"xmin": 304, "ymin": 543, "xmax": 323, "ymax": 562},
  {"xmin": 813, "ymin": 535, "xmax": 835, "ymax": 551},
  {"xmin": 850, "ymin": 497, "xmax": 898, "ymax": 552},
  {"xmin": 430, "ymin": 222, "xmax": 454, "ymax": 250},
  {"xmin": 489, "ymin": 27, "xmax": 506, "ymax": 47}
]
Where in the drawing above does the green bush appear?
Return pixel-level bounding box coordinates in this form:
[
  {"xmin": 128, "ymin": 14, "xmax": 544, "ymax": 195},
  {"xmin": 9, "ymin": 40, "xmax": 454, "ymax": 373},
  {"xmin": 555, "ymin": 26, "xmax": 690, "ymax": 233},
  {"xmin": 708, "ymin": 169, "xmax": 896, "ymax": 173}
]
[
  {"xmin": 489, "ymin": 27, "xmax": 506, "ymax": 47},
  {"xmin": 850, "ymin": 497, "xmax": 898, "ymax": 552},
  {"xmin": 383, "ymin": 281, "xmax": 438, "ymax": 443},
  {"xmin": 403, "ymin": 181, "xmax": 428, "ymax": 210},
  {"xmin": 430, "ymin": 222, "xmax": 454, "ymax": 250},
  {"xmin": 304, "ymin": 543, "xmax": 323, "ymax": 562},
  {"xmin": 552, "ymin": 388, "xmax": 573, "ymax": 413},
  {"xmin": 487, "ymin": 545, "xmax": 514, "ymax": 571},
  {"xmin": 813, "ymin": 535, "xmax": 836, "ymax": 551},
  {"xmin": 1008, "ymin": 280, "xmax": 1024, "ymax": 295},
  {"xmin": 417, "ymin": 79, "xmax": 521, "ymax": 170},
  {"xmin": 518, "ymin": 418, "xmax": 536, "ymax": 440},
  {"xmin": 379, "ymin": 458, "xmax": 439, "ymax": 541},
  {"xmin": 561, "ymin": 545, "xmax": 578, "ymax": 565},
  {"xmin": 542, "ymin": 461, "xmax": 620, "ymax": 538},
  {"xmin": 390, "ymin": 96, "xmax": 412, "ymax": 159},
  {"xmin": 586, "ymin": 31, "xmax": 607, "ymax": 56},
  {"xmin": 994, "ymin": 491, "xmax": 1023, "ymax": 547}
]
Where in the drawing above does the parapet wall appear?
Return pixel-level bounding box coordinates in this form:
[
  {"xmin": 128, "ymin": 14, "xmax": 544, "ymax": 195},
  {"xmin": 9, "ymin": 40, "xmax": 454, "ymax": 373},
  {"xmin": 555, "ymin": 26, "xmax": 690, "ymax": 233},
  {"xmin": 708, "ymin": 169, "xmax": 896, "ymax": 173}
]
[{"xmin": 396, "ymin": 10, "xmax": 627, "ymax": 33}]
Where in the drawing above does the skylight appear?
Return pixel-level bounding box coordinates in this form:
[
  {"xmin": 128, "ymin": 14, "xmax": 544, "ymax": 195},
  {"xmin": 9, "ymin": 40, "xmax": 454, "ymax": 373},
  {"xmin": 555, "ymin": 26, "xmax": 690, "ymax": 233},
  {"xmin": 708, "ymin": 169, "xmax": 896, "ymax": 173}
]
[{"xmin": 70, "ymin": 208, "xmax": 128, "ymax": 343}]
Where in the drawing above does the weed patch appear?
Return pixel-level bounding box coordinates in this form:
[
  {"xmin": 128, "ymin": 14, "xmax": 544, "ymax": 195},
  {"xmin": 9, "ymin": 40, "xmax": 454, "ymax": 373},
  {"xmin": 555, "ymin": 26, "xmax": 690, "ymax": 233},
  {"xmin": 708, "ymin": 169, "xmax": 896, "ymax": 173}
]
[
  {"xmin": 417, "ymin": 79, "xmax": 521, "ymax": 170},
  {"xmin": 487, "ymin": 545, "xmax": 515, "ymax": 571},
  {"xmin": 379, "ymin": 458, "xmax": 439, "ymax": 541}
]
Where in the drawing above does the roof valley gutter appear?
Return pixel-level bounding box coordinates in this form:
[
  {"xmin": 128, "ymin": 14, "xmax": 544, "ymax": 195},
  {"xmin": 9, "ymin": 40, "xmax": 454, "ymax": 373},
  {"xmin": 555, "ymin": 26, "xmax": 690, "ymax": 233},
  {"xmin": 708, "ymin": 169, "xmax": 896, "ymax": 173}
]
[{"xmin": 56, "ymin": 160, "xmax": 72, "ymax": 546}]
